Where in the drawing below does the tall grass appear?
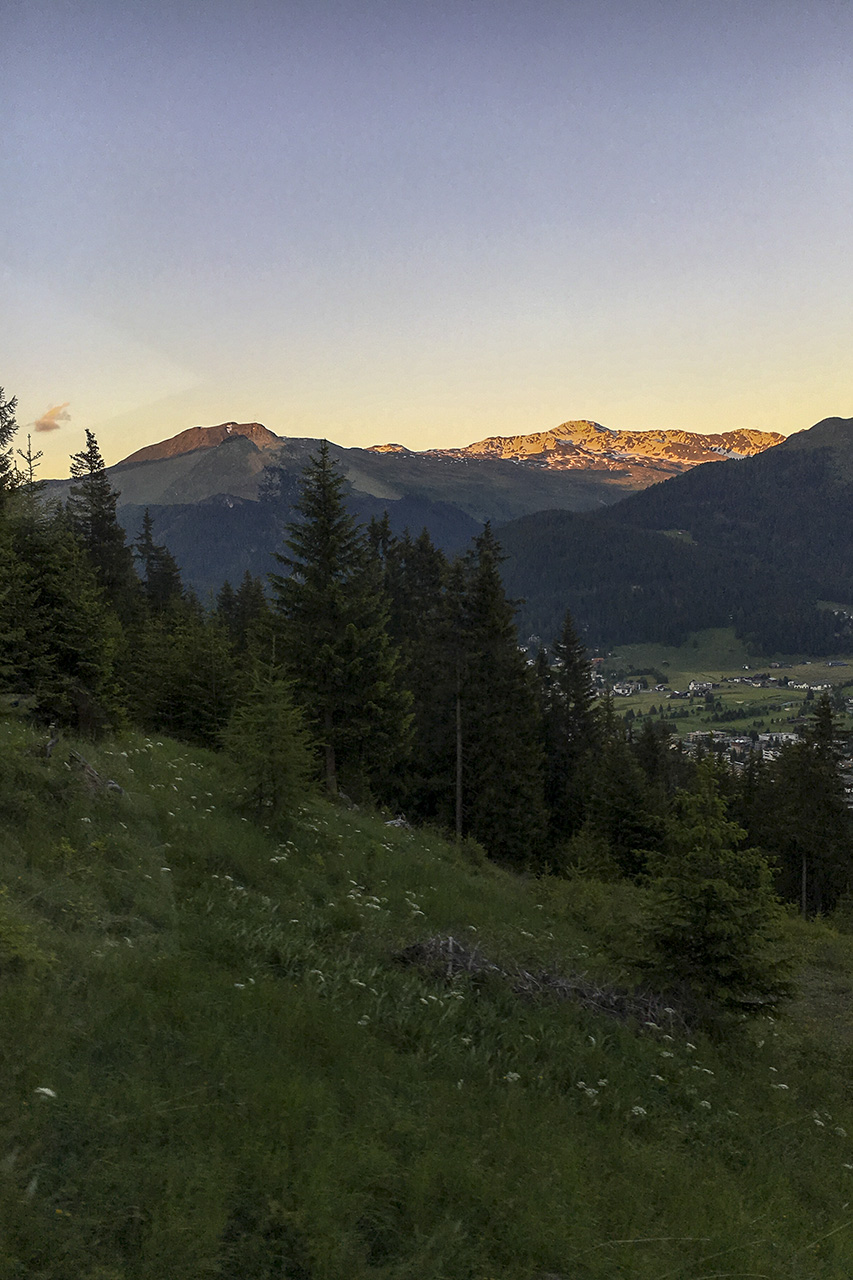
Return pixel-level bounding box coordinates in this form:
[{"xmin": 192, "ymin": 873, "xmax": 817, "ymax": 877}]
[{"xmin": 2, "ymin": 717, "xmax": 853, "ymax": 1277}]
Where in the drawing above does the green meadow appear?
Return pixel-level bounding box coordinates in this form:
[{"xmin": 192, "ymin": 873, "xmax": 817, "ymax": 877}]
[
  {"xmin": 3, "ymin": 715, "xmax": 853, "ymax": 1278},
  {"xmin": 602, "ymin": 628, "xmax": 853, "ymax": 735}
]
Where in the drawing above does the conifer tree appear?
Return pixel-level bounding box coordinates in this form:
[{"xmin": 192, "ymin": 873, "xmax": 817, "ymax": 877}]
[
  {"xmin": 13, "ymin": 435, "xmax": 43, "ymax": 508},
  {"xmin": 67, "ymin": 430, "xmax": 139, "ymax": 619},
  {"xmin": 541, "ymin": 611, "xmax": 599, "ymax": 842},
  {"xmin": 580, "ymin": 695, "xmax": 664, "ymax": 878},
  {"xmin": 0, "ymin": 387, "xmax": 18, "ymax": 508},
  {"xmin": 133, "ymin": 509, "xmax": 183, "ymax": 614},
  {"xmin": 456, "ymin": 525, "xmax": 546, "ymax": 865},
  {"xmin": 216, "ymin": 579, "xmax": 238, "ymax": 632},
  {"xmin": 147, "ymin": 604, "xmax": 238, "ymax": 747},
  {"xmin": 375, "ymin": 527, "xmax": 458, "ymax": 822},
  {"xmin": 222, "ymin": 666, "xmax": 314, "ymax": 820},
  {"xmin": 642, "ymin": 759, "xmax": 792, "ymax": 1015},
  {"xmin": 0, "ymin": 496, "xmax": 119, "ymax": 729},
  {"xmin": 216, "ymin": 572, "xmax": 275, "ymax": 686},
  {"xmin": 749, "ymin": 693, "xmax": 853, "ymax": 915},
  {"xmin": 270, "ymin": 442, "xmax": 411, "ymax": 799},
  {"xmin": 633, "ymin": 719, "xmax": 694, "ymax": 805},
  {"xmin": 234, "ymin": 572, "xmax": 271, "ymax": 650}
]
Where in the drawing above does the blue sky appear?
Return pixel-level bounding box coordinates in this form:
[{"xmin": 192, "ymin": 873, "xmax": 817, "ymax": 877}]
[{"xmin": 4, "ymin": 0, "xmax": 852, "ymax": 476}]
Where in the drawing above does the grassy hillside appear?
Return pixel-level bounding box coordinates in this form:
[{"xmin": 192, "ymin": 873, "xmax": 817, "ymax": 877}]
[{"xmin": 3, "ymin": 717, "xmax": 853, "ymax": 1278}]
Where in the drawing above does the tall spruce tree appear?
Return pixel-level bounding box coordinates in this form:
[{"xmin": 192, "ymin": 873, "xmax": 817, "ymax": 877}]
[
  {"xmin": 0, "ymin": 387, "xmax": 18, "ymax": 509},
  {"xmin": 541, "ymin": 611, "xmax": 599, "ymax": 843},
  {"xmin": 67, "ymin": 430, "xmax": 139, "ymax": 619},
  {"xmin": 374, "ymin": 527, "xmax": 458, "ymax": 824},
  {"xmin": 270, "ymin": 442, "xmax": 411, "ymax": 799},
  {"xmin": 747, "ymin": 693, "xmax": 853, "ymax": 915},
  {"xmin": 642, "ymin": 758, "xmax": 792, "ymax": 1015},
  {"xmin": 222, "ymin": 665, "xmax": 314, "ymax": 821},
  {"xmin": 581, "ymin": 695, "xmax": 664, "ymax": 878},
  {"xmin": 456, "ymin": 525, "xmax": 546, "ymax": 865},
  {"xmin": 133, "ymin": 509, "xmax": 184, "ymax": 614},
  {"xmin": 0, "ymin": 495, "xmax": 119, "ymax": 729}
]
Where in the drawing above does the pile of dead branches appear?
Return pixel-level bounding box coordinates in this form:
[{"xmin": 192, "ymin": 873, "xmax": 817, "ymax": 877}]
[{"xmin": 396, "ymin": 934, "xmax": 690, "ymax": 1031}]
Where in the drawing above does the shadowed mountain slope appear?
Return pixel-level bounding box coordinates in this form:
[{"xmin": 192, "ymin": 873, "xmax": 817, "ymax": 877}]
[{"xmin": 499, "ymin": 418, "xmax": 853, "ymax": 654}]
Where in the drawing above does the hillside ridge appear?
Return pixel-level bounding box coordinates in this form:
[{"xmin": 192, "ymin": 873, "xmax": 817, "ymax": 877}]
[
  {"xmin": 369, "ymin": 419, "xmax": 784, "ymax": 472},
  {"xmin": 119, "ymin": 421, "xmax": 281, "ymax": 465},
  {"xmin": 113, "ymin": 417, "xmax": 784, "ymax": 477}
]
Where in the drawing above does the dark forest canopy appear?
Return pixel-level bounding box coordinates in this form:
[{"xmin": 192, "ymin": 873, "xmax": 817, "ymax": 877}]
[
  {"xmin": 3, "ymin": 405, "xmax": 851, "ymax": 942},
  {"xmin": 499, "ymin": 418, "xmax": 853, "ymax": 654}
]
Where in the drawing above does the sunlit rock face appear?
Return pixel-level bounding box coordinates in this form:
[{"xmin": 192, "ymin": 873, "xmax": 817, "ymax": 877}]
[
  {"xmin": 121, "ymin": 421, "xmax": 282, "ymax": 465},
  {"xmin": 397, "ymin": 420, "xmax": 784, "ymax": 475}
]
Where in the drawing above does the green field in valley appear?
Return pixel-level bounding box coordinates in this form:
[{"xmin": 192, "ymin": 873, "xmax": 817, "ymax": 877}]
[{"xmin": 601, "ymin": 629, "xmax": 853, "ymax": 737}]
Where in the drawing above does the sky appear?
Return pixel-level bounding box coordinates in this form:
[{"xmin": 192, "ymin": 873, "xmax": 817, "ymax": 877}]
[{"xmin": 4, "ymin": 0, "xmax": 852, "ymax": 477}]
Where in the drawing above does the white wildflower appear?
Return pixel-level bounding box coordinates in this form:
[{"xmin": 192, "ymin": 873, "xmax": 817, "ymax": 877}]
[
  {"xmin": 699, "ymin": 1100, "xmax": 711, "ymax": 1109},
  {"xmin": 505, "ymin": 1072, "xmax": 521, "ymax": 1082},
  {"xmin": 631, "ymin": 1106, "xmax": 647, "ymax": 1117},
  {"xmin": 357, "ymin": 1016, "xmax": 370, "ymax": 1026}
]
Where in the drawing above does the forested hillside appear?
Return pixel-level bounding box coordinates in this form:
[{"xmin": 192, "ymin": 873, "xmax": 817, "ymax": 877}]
[
  {"xmin": 500, "ymin": 417, "xmax": 853, "ymax": 653},
  {"xmin": 5, "ymin": 387, "xmax": 853, "ymax": 1275}
]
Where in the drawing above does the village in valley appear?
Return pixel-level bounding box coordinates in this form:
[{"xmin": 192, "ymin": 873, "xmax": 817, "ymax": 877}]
[
  {"xmin": 522, "ymin": 626, "xmax": 853, "ymax": 803},
  {"xmin": 607, "ymin": 650, "xmax": 853, "ymax": 795}
]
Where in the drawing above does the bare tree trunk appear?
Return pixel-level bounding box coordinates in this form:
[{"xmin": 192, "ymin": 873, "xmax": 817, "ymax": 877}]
[
  {"xmin": 455, "ymin": 683, "xmax": 463, "ymax": 841},
  {"xmin": 324, "ymin": 711, "xmax": 337, "ymax": 795}
]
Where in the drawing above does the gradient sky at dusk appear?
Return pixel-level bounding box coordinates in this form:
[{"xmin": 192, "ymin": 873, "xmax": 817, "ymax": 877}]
[{"xmin": 5, "ymin": 0, "xmax": 852, "ymax": 476}]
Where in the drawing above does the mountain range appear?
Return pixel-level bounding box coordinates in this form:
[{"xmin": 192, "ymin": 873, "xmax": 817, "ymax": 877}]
[
  {"xmin": 43, "ymin": 413, "xmax": 853, "ymax": 655},
  {"xmin": 374, "ymin": 419, "xmax": 781, "ymax": 475},
  {"xmin": 47, "ymin": 417, "xmax": 782, "ymax": 516}
]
